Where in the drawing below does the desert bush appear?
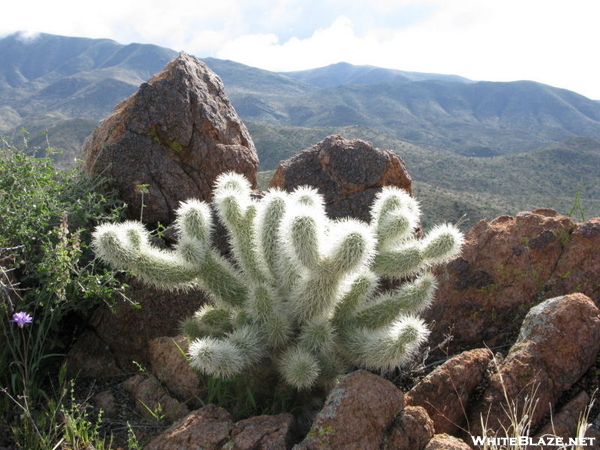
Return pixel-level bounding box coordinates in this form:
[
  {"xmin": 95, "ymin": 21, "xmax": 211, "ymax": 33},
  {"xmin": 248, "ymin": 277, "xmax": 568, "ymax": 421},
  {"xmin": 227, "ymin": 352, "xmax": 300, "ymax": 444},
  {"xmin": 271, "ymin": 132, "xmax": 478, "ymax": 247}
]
[{"xmin": 0, "ymin": 137, "xmax": 127, "ymax": 448}]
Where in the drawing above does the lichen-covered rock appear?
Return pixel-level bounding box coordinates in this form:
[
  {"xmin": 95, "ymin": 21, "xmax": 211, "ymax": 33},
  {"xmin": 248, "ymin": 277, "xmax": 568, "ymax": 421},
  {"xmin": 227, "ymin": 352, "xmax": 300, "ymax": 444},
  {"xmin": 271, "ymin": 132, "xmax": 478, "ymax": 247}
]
[
  {"xmin": 144, "ymin": 404, "xmax": 234, "ymax": 450},
  {"xmin": 468, "ymin": 293, "xmax": 600, "ymax": 437},
  {"xmin": 144, "ymin": 405, "xmax": 294, "ymax": 450},
  {"xmin": 83, "ymin": 51, "xmax": 258, "ymax": 224},
  {"xmin": 546, "ymin": 217, "xmax": 600, "ymax": 303},
  {"xmin": 269, "ymin": 134, "xmax": 412, "ymax": 222},
  {"xmin": 383, "ymin": 405, "xmax": 434, "ymax": 450},
  {"xmin": 427, "ymin": 209, "xmax": 590, "ymax": 354},
  {"xmin": 229, "ymin": 414, "xmax": 295, "ymax": 449},
  {"xmin": 407, "ymin": 348, "xmax": 492, "ymax": 435},
  {"xmin": 533, "ymin": 391, "xmax": 591, "ymax": 449},
  {"xmin": 295, "ymin": 370, "xmax": 404, "ymax": 449}
]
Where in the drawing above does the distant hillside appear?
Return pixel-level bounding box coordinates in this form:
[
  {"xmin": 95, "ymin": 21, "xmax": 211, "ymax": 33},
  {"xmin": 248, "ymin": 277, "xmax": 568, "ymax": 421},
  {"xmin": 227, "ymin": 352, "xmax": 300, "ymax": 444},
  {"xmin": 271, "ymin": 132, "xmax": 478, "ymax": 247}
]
[
  {"xmin": 253, "ymin": 124, "xmax": 600, "ymax": 229},
  {"xmin": 0, "ymin": 32, "xmax": 177, "ymax": 133},
  {"xmin": 266, "ymin": 79, "xmax": 600, "ymax": 154},
  {"xmin": 283, "ymin": 61, "xmax": 471, "ymax": 88},
  {"xmin": 3, "ymin": 32, "xmax": 600, "ymax": 161}
]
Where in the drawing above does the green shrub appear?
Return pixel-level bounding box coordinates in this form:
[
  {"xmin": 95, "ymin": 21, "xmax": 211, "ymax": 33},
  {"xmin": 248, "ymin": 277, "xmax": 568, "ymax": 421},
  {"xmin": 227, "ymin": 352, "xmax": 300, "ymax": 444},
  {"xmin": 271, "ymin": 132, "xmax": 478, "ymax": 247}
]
[{"xmin": 0, "ymin": 136, "xmax": 127, "ymax": 447}]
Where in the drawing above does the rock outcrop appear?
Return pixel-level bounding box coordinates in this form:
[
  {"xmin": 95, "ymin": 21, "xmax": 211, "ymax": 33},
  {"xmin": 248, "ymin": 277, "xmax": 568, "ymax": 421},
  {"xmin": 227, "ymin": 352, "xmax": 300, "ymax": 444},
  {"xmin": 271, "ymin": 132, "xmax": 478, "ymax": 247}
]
[
  {"xmin": 295, "ymin": 370, "xmax": 405, "ymax": 450},
  {"xmin": 269, "ymin": 134, "xmax": 412, "ymax": 222},
  {"xmin": 467, "ymin": 293, "xmax": 600, "ymax": 437},
  {"xmin": 144, "ymin": 405, "xmax": 295, "ymax": 450},
  {"xmin": 406, "ymin": 348, "xmax": 493, "ymax": 435},
  {"xmin": 66, "ymin": 278, "xmax": 206, "ymax": 376},
  {"xmin": 83, "ymin": 52, "xmax": 258, "ymax": 224},
  {"xmin": 426, "ymin": 210, "xmax": 600, "ymax": 355}
]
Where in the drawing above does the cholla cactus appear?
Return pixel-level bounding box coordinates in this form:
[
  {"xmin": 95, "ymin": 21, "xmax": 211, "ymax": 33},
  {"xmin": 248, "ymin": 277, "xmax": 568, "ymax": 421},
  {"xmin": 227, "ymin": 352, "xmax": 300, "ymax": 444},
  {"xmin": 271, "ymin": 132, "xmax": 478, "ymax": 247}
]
[{"xmin": 93, "ymin": 172, "xmax": 463, "ymax": 391}]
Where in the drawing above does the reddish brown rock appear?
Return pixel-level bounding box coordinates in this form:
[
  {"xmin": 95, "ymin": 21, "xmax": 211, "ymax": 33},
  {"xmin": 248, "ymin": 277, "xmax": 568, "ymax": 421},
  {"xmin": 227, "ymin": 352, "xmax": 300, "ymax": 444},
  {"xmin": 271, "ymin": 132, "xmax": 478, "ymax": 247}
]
[
  {"xmin": 295, "ymin": 370, "xmax": 404, "ymax": 449},
  {"xmin": 383, "ymin": 405, "xmax": 435, "ymax": 450},
  {"xmin": 83, "ymin": 51, "xmax": 258, "ymax": 224},
  {"xmin": 144, "ymin": 404, "xmax": 234, "ymax": 450},
  {"xmin": 546, "ymin": 217, "xmax": 600, "ymax": 304},
  {"xmin": 407, "ymin": 348, "xmax": 493, "ymax": 435},
  {"xmin": 468, "ymin": 293, "xmax": 600, "ymax": 437},
  {"xmin": 424, "ymin": 434, "xmax": 472, "ymax": 450},
  {"xmin": 269, "ymin": 134, "xmax": 412, "ymax": 222},
  {"xmin": 67, "ymin": 278, "xmax": 205, "ymax": 377},
  {"xmin": 148, "ymin": 336, "xmax": 203, "ymax": 406},
  {"xmin": 426, "ymin": 209, "xmax": 578, "ymax": 354},
  {"xmin": 123, "ymin": 374, "xmax": 190, "ymax": 423},
  {"xmin": 92, "ymin": 389, "xmax": 118, "ymax": 418},
  {"xmin": 229, "ymin": 413, "xmax": 295, "ymax": 449}
]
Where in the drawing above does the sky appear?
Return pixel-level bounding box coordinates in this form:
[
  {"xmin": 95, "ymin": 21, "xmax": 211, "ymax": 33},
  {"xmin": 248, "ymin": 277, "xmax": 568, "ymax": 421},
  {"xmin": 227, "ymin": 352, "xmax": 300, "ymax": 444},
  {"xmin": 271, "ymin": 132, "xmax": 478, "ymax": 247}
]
[{"xmin": 2, "ymin": 0, "xmax": 600, "ymax": 99}]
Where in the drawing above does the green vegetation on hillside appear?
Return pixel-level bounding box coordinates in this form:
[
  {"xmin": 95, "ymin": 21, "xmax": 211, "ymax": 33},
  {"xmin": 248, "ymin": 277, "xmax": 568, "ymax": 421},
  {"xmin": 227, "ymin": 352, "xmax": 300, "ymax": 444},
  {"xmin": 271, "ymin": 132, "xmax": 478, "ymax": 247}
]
[
  {"xmin": 0, "ymin": 137, "xmax": 128, "ymax": 448},
  {"xmin": 253, "ymin": 124, "xmax": 600, "ymax": 229}
]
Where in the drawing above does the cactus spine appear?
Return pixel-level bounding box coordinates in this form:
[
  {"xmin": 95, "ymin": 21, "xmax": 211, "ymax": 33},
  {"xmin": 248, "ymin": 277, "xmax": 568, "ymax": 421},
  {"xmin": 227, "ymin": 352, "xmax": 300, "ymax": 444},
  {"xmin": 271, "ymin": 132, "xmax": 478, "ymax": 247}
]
[{"xmin": 93, "ymin": 173, "xmax": 463, "ymax": 392}]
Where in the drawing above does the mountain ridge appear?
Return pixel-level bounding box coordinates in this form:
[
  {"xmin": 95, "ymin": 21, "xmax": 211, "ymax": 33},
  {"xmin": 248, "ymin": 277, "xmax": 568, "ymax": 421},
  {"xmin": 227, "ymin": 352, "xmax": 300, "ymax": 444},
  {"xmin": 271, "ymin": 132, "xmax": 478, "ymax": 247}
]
[
  {"xmin": 2, "ymin": 32, "xmax": 600, "ymax": 156},
  {"xmin": 282, "ymin": 61, "xmax": 472, "ymax": 88}
]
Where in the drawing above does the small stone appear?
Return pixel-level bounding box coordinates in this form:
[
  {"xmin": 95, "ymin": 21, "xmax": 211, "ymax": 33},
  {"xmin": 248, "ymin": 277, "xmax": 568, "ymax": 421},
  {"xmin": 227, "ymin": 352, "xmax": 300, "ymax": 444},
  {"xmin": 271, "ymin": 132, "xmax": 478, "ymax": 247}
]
[
  {"xmin": 122, "ymin": 374, "xmax": 190, "ymax": 423},
  {"xmin": 383, "ymin": 405, "xmax": 434, "ymax": 450},
  {"xmin": 148, "ymin": 336, "xmax": 203, "ymax": 406},
  {"xmin": 424, "ymin": 433, "xmax": 472, "ymax": 450},
  {"xmin": 92, "ymin": 389, "xmax": 118, "ymax": 418}
]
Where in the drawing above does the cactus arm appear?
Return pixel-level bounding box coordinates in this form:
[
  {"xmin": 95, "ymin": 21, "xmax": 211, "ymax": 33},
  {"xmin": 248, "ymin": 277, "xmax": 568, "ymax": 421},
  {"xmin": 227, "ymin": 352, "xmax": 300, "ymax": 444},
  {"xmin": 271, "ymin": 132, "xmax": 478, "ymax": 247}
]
[
  {"xmin": 289, "ymin": 273, "xmax": 340, "ymax": 324},
  {"xmin": 421, "ymin": 224, "xmax": 465, "ymax": 264},
  {"xmin": 255, "ymin": 189, "xmax": 289, "ymax": 282},
  {"xmin": 298, "ymin": 319, "xmax": 335, "ymax": 355},
  {"xmin": 93, "ymin": 222, "xmax": 201, "ymax": 288},
  {"xmin": 325, "ymin": 219, "xmax": 376, "ymax": 276},
  {"xmin": 188, "ymin": 325, "xmax": 265, "ymax": 379},
  {"xmin": 331, "ymin": 271, "xmax": 378, "ymax": 327},
  {"xmin": 180, "ymin": 305, "xmax": 233, "ymax": 340},
  {"xmin": 196, "ymin": 251, "xmax": 248, "ymax": 308},
  {"xmin": 188, "ymin": 337, "xmax": 246, "ymax": 378},
  {"xmin": 351, "ymin": 273, "xmax": 437, "ymax": 329},
  {"xmin": 372, "ymin": 242, "xmax": 424, "ymax": 278},
  {"xmin": 278, "ymin": 346, "xmax": 321, "ymax": 389},
  {"xmin": 213, "ymin": 173, "xmax": 266, "ymax": 283},
  {"xmin": 246, "ymin": 283, "xmax": 292, "ymax": 348},
  {"xmin": 341, "ymin": 316, "xmax": 430, "ymax": 371}
]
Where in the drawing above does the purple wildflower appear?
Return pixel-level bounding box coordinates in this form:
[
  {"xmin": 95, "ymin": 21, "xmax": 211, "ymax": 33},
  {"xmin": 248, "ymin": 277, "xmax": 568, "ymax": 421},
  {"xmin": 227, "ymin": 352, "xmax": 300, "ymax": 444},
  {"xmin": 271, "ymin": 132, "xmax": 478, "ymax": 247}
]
[{"xmin": 10, "ymin": 312, "xmax": 33, "ymax": 328}]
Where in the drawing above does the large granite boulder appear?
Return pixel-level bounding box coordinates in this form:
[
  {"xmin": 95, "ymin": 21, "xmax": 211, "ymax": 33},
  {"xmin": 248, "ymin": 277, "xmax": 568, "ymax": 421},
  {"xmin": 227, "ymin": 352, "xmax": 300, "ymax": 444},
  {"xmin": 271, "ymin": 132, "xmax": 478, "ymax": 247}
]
[
  {"xmin": 83, "ymin": 52, "xmax": 258, "ymax": 224},
  {"xmin": 269, "ymin": 134, "xmax": 412, "ymax": 222}
]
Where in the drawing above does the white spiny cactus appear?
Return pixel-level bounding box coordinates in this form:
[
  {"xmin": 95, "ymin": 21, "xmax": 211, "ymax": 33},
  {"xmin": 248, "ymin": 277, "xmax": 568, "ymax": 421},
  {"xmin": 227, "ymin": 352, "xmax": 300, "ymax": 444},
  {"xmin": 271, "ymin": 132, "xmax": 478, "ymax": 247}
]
[{"xmin": 93, "ymin": 171, "xmax": 463, "ymax": 391}]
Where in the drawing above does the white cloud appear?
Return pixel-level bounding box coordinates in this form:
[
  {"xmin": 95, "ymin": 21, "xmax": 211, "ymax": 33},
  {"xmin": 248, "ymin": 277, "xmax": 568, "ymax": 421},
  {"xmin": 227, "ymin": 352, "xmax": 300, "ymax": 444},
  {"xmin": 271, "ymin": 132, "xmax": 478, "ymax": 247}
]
[{"xmin": 213, "ymin": 0, "xmax": 600, "ymax": 99}]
